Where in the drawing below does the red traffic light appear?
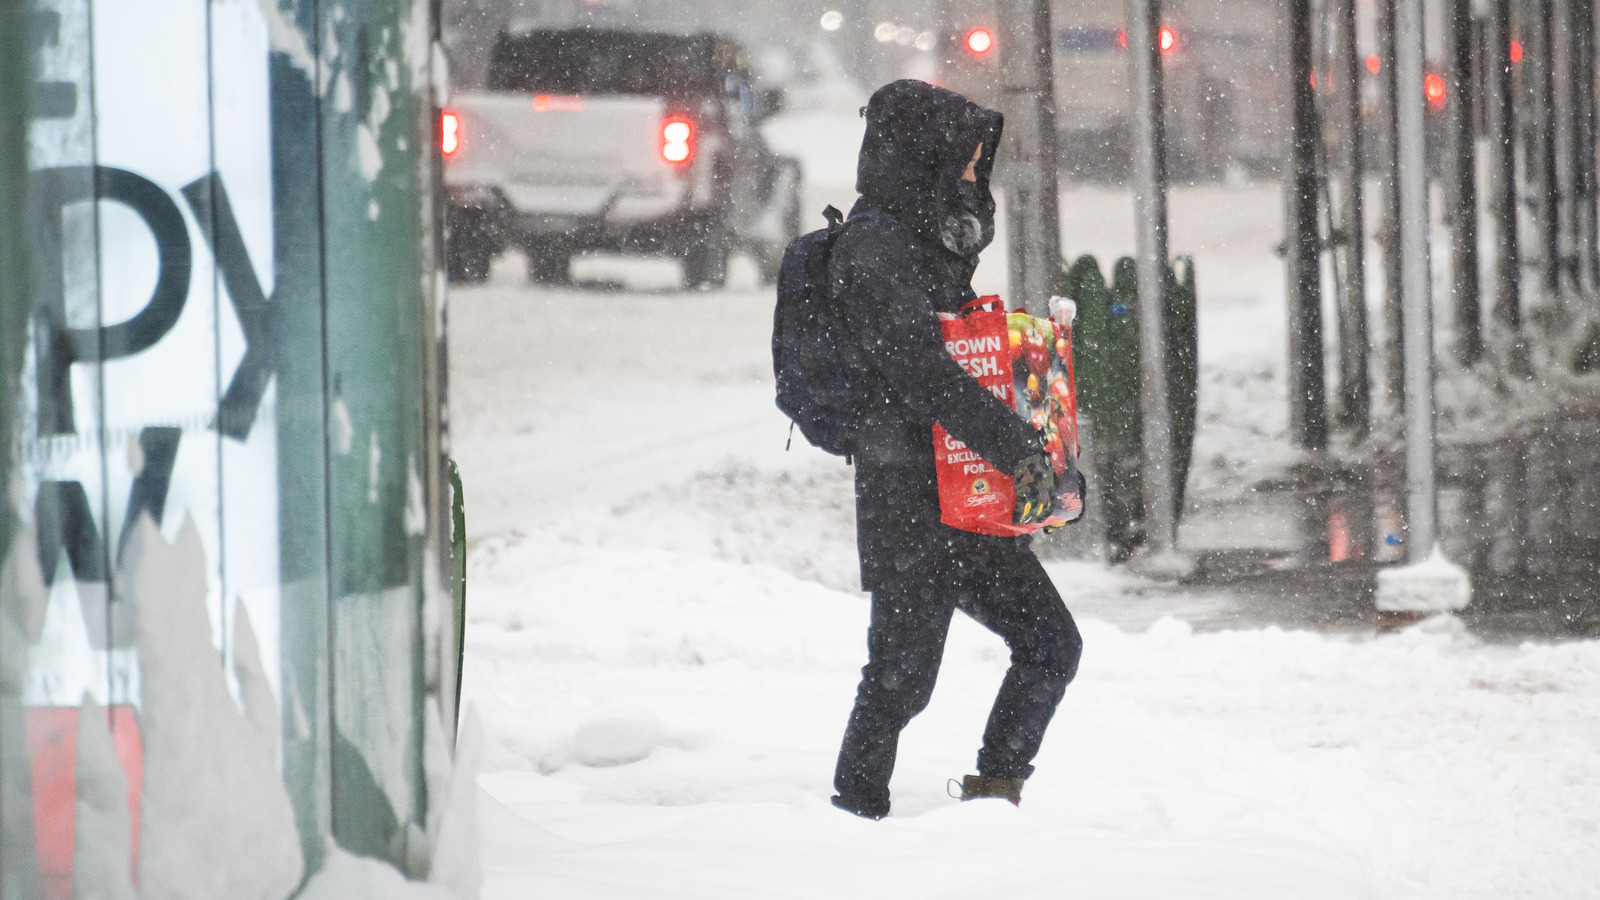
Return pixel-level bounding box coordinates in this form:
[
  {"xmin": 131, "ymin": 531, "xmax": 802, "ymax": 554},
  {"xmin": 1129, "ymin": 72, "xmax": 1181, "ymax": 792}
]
[
  {"xmin": 1425, "ymin": 72, "xmax": 1447, "ymax": 107},
  {"xmin": 966, "ymin": 28, "xmax": 994, "ymax": 54}
]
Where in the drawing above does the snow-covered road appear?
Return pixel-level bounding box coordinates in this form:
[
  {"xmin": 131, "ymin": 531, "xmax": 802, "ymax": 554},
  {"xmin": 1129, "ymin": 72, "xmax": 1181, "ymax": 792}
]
[{"xmin": 451, "ymin": 157, "xmax": 1600, "ymax": 897}]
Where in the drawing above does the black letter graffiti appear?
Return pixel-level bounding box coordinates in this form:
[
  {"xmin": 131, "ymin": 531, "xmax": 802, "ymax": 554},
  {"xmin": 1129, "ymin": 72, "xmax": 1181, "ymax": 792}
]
[
  {"xmin": 34, "ymin": 480, "xmax": 105, "ymax": 585},
  {"xmin": 181, "ymin": 173, "xmax": 276, "ymax": 441},
  {"xmin": 118, "ymin": 426, "xmax": 183, "ymax": 557},
  {"xmin": 34, "ymin": 426, "xmax": 183, "ymax": 585},
  {"xmin": 31, "ymin": 165, "xmax": 193, "ymax": 435}
]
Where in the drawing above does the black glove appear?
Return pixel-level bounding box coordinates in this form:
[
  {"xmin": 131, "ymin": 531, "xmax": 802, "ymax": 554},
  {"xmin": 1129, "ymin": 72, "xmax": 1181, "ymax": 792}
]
[
  {"xmin": 1012, "ymin": 452, "xmax": 1057, "ymax": 526},
  {"xmin": 1042, "ymin": 470, "xmax": 1088, "ymax": 534}
]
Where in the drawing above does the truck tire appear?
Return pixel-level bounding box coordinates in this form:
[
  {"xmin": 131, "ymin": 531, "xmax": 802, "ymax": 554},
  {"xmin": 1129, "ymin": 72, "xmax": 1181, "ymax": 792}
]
[
  {"xmin": 682, "ymin": 227, "xmax": 729, "ymax": 290},
  {"xmin": 526, "ymin": 245, "xmax": 570, "ymax": 284},
  {"xmin": 446, "ymin": 232, "xmax": 493, "ymax": 285},
  {"xmin": 759, "ymin": 184, "xmax": 802, "ymax": 285}
]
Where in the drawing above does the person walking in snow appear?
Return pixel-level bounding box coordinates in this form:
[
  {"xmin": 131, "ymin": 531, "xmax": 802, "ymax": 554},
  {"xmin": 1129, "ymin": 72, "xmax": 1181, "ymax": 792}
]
[{"xmin": 828, "ymin": 80, "xmax": 1083, "ymax": 819}]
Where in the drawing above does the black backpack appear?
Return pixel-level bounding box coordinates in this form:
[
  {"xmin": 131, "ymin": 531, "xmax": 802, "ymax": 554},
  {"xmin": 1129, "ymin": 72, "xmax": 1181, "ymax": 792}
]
[{"xmin": 773, "ymin": 205, "xmax": 857, "ymax": 458}]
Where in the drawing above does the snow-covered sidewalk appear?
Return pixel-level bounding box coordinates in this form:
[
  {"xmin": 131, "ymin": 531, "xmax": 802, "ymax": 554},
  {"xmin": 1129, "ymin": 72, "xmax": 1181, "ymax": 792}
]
[{"xmin": 451, "ymin": 189, "xmax": 1600, "ymax": 898}]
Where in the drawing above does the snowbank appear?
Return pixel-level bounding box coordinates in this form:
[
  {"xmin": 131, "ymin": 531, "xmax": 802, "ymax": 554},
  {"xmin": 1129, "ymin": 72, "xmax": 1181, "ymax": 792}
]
[{"xmin": 451, "ymin": 117, "xmax": 1600, "ymax": 898}]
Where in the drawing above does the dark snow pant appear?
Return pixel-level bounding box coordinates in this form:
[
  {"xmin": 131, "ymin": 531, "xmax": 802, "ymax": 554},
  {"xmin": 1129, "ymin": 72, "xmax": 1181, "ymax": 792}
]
[{"xmin": 833, "ymin": 548, "xmax": 1081, "ymax": 816}]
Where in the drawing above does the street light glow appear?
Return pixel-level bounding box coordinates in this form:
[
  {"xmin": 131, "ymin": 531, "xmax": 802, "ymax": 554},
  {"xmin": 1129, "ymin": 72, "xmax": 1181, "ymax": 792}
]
[
  {"xmin": 820, "ymin": 10, "xmax": 843, "ymax": 31},
  {"xmin": 874, "ymin": 22, "xmax": 896, "ymax": 42}
]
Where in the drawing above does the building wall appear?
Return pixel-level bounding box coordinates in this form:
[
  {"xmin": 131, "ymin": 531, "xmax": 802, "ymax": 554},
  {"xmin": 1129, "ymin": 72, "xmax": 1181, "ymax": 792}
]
[{"xmin": 0, "ymin": 2, "xmax": 465, "ymax": 897}]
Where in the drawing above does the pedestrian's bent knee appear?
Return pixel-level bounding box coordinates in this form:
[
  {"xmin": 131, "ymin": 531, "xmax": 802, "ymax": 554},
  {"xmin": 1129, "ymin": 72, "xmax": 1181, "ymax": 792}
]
[{"xmin": 1048, "ymin": 626, "xmax": 1083, "ymax": 682}]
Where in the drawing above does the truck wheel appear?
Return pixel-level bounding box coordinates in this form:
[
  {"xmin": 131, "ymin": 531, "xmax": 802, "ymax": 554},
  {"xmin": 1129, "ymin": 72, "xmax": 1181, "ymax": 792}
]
[
  {"xmin": 526, "ymin": 245, "xmax": 570, "ymax": 284},
  {"xmin": 446, "ymin": 233, "xmax": 493, "ymax": 285},
  {"xmin": 683, "ymin": 228, "xmax": 728, "ymax": 290}
]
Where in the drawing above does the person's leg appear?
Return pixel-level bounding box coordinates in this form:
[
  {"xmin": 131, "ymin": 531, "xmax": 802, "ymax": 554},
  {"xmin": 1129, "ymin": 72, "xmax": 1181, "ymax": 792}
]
[
  {"xmin": 833, "ymin": 582, "xmax": 956, "ymax": 817},
  {"xmin": 958, "ymin": 548, "xmax": 1082, "ymax": 782}
]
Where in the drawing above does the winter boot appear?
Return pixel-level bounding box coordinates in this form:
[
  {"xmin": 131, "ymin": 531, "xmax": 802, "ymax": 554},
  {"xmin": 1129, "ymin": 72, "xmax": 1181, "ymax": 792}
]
[
  {"xmin": 951, "ymin": 774, "xmax": 1025, "ymax": 806},
  {"xmin": 831, "ymin": 793, "xmax": 890, "ymax": 821}
]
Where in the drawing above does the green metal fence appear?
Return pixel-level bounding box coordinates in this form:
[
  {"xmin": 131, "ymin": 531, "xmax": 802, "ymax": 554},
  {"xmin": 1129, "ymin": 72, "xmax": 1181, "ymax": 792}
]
[{"xmin": 1058, "ymin": 253, "xmax": 1199, "ymax": 561}]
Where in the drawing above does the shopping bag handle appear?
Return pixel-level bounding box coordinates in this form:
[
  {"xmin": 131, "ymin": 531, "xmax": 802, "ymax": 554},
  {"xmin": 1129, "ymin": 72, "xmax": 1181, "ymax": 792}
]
[{"xmin": 960, "ymin": 294, "xmax": 1004, "ymax": 316}]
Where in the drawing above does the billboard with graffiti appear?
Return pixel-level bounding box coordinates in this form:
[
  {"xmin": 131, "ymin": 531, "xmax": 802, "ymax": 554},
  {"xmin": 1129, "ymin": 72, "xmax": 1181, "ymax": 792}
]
[{"xmin": 2, "ymin": 1, "xmax": 468, "ymax": 897}]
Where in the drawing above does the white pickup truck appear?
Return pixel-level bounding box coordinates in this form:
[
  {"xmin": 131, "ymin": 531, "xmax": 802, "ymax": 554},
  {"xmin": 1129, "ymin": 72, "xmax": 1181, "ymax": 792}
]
[{"xmin": 443, "ymin": 28, "xmax": 802, "ymax": 290}]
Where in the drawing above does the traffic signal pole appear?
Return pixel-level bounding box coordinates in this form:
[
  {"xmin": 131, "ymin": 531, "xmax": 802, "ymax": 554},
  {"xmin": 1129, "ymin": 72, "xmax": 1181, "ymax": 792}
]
[
  {"xmin": 1377, "ymin": 0, "xmax": 1472, "ymax": 616},
  {"xmin": 1397, "ymin": 0, "xmax": 1440, "ymax": 558},
  {"xmin": 994, "ymin": 0, "xmax": 1062, "ymax": 318},
  {"xmin": 1124, "ymin": 0, "xmax": 1179, "ymax": 559}
]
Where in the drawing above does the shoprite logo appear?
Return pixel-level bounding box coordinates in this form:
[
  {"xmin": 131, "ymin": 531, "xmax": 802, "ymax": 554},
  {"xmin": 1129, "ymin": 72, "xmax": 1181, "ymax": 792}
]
[{"xmin": 966, "ymin": 478, "xmax": 1003, "ymax": 506}]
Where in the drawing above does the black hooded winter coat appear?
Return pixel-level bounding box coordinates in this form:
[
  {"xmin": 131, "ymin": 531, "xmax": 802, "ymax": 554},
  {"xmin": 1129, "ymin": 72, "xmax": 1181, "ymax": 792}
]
[{"xmin": 832, "ymin": 80, "xmax": 1044, "ymax": 592}]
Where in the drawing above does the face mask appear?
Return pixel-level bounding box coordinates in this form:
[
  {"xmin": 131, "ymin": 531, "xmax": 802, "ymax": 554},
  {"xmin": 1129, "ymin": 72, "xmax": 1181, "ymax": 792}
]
[
  {"xmin": 955, "ymin": 179, "xmax": 989, "ymax": 213},
  {"xmin": 940, "ymin": 181, "xmax": 995, "ymax": 258}
]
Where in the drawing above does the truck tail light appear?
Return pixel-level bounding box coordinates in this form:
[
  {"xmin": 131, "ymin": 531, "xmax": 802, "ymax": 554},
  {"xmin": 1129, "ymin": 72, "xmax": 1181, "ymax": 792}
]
[
  {"xmin": 1118, "ymin": 27, "xmax": 1177, "ymax": 53},
  {"xmin": 441, "ymin": 110, "xmax": 461, "ymax": 157},
  {"xmin": 661, "ymin": 117, "xmax": 694, "ymax": 165}
]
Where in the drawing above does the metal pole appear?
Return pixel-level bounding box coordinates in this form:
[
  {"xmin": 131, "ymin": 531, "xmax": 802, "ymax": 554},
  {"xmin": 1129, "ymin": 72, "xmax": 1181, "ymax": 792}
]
[
  {"xmin": 1565, "ymin": 0, "xmax": 1596, "ymax": 299},
  {"xmin": 1124, "ymin": 0, "xmax": 1177, "ymax": 556},
  {"xmin": 1487, "ymin": 0, "xmax": 1524, "ymax": 334},
  {"xmin": 996, "ymin": 0, "xmax": 1062, "ymax": 317},
  {"xmin": 1335, "ymin": 0, "xmax": 1371, "ymax": 433},
  {"xmin": 1123, "ymin": 0, "xmax": 1177, "ymax": 556},
  {"xmin": 0, "ymin": 0, "xmax": 28, "ymax": 885},
  {"xmin": 1580, "ymin": 0, "xmax": 1600, "ymax": 295},
  {"xmin": 1285, "ymin": 0, "xmax": 1328, "ymax": 450},
  {"xmin": 0, "ymin": 5, "xmax": 39, "ymax": 895},
  {"xmin": 1530, "ymin": 0, "xmax": 1560, "ymax": 305},
  {"xmin": 1378, "ymin": 0, "xmax": 1407, "ymax": 405},
  {"xmin": 1397, "ymin": 0, "xmax": 1439, "ymax": 557},
  {"xmin": 1449, "ymin": 0, "xmax": 1484, "ymax": 364},
  {"xmin": 1556, "ymin": 0, "xmax": 1580, "ymax": 297}
]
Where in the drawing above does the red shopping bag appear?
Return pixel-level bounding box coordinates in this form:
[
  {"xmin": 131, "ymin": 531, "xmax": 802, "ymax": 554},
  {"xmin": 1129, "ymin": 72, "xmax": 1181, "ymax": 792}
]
[
  {"xmin": 933, "ymin": 297, "xmax": 1020, "ymax": 536},
  {"xmin": 934, "ymin": 296, "xmax": 1084, "ymax": 537}
]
